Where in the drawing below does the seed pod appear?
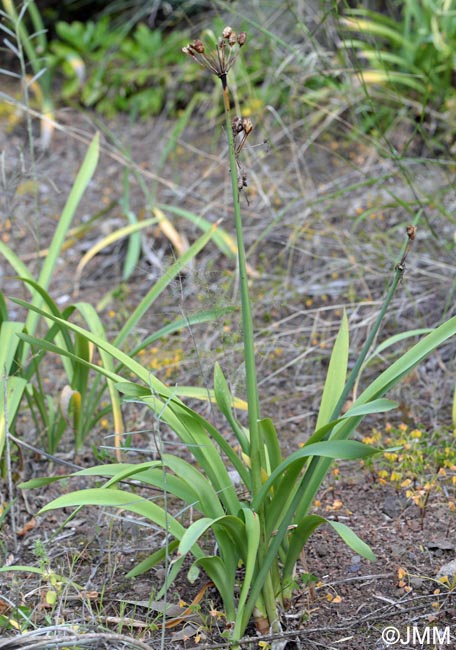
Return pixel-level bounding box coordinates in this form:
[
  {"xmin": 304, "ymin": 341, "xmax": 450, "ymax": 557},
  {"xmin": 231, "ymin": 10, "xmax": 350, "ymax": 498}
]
[
  {"xmin": 222, "ymin": 26, "xmax": 232, "ymax": 39},
  {"xmin": 191, "ymin": 39, "xmax": 205, "ymax": 54},
  {"xmin": 242, "ymin": 118, "xmax": 253, "ymax": 135},
  {"xmin": 232, "ymin": 116, "xmax": 244, "ymax": 135},
  {"xmin": 228, "ymin": 31, "xmax": 237, "ymax": 47},
  {"xmin": 406, "ymin": 225, "xmax": 417, "ymax": 240},
  {"xmin": 237, "ymin": 32, "xmax": 247, "ymax": 46}
]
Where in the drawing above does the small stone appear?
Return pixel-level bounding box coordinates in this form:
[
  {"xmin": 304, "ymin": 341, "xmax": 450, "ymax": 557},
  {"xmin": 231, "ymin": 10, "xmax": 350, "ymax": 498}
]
[
  {"xmin": 437, "ymin": 559, "xmax": 456, "ymax": 580},
  {"xmin": 427, "ymin": 538, "xmax": 455, "ymax": 551},
  {"xmin": 381, "ymin": 494, "xmax": 408, "ymax": 518}
]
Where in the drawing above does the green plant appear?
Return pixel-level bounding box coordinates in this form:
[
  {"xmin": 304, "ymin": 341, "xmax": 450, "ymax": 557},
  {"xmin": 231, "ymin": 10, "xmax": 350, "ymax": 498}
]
[
  {"xmin": 363, "ymin": 422, "xmax": 456, "ymax": 526},
  {"xmin": 16, "ymin": 27, "xmax": 456, "ymax": 646},
  {"xmin": 0, "ymin": 0, "xmax": 85, "ymax": 149},
  {"xmin": 338, "ymin": 2, "xmax": 456, "ymax": 122},
  {"xmin": 47, "ymin": 18, "xmax": 195, "ymax": 118},
  {"xmin": 0, "ymin": 132, "xmax": 231, "ymax": 458}
]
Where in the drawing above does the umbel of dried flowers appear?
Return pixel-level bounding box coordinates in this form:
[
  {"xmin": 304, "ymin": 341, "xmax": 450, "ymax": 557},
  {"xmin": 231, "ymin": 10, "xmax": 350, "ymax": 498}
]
[{"xmin": 182, "ymin": 26, "xmax": 246, "ymax": 79}]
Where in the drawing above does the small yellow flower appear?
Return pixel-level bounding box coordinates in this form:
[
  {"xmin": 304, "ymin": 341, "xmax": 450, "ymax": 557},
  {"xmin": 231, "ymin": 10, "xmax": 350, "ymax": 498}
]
[
  {"xmin": 399, "ymin": 423, "xmax": 408, "ymax": 432},
  {"xmin": 384, "ymin": 452, "xmax": 398, "ymax": 461},
  {"xmin": 410, "ymin": 429, "xmax": 422, "ymax": 439}
]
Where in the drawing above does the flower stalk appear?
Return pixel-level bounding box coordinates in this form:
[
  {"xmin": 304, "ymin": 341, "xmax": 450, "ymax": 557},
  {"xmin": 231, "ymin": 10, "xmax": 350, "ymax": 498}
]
[{"xmin": 183, "ymin": 27, "xmax": 277, "ymax": 636}]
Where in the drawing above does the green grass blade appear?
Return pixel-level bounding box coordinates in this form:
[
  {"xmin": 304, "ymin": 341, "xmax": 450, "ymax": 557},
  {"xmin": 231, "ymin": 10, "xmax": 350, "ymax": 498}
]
[
  {"xmin": 114, "ymin": 222, "xmax": 219, "ymax": 349},
  {"xmin": 0, "ymin": 376, "xmax": 28, "ymax": 459},
  {"xmin": 127, "ymin": 307, "xmax": 236, "ymax": 355},
  {"xmin": 25, "ymin": 133, "xmax": 100, "ymax": 347},
  {"xmin": 0, "ymin": 242, "xmax": 33, "ymax": 281},
  {"xmin": 157, "ymin": 204, "xmax": 240, "ymax": 261}
]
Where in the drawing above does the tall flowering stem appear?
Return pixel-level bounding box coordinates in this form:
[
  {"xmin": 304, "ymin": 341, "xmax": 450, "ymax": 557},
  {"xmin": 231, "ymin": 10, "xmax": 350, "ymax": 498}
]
[
  {"xmin": 183, "ymin": 28, "xmax": 277, "ymax": 635},
  {"xmin": 183, "ymin": 28, "xmax": 264, "ymax": 497}
]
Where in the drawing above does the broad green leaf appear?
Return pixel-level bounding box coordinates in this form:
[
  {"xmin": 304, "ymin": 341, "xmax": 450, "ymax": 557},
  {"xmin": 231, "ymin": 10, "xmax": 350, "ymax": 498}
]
[
  {"xmin": 0, "ymin": 376, "xmax": 28, "ymax": 459},
  {"xmin": 303, "ymin": 398, "xmax": 397, "ymax": 448},
  {"xmin": 163, "ymin": 454, "xmax": 225, "ymax": 518},
  {"xmin": 214, "ymin": 363, "xmax": 249, "ymax": 451},
  {"xmin": 356, "ymin": 316, "xmax": 456, "ymax": 406},
  {"xmin": 19, "ymin": 475, "xmax": 70, "ymax": 489},
  {"xmin": 282, "ymin": 515, "xmax": 326, "ymax": 581},
  {"xmin": 343, "ymin": 398, "xmax": 397, "ymax": 418},
  {"xmin": 234, "ymin": 508, "xmax": 260, "ymax": 638},
  {"xmin": 260, "ymin": 418, "xmax": 282, "ymax": 472},
  {"xmin": 195, "ymin": 555, "xmax": 236, "ymax": 622},
  {"xmin": 328, "ymin": 520, "xmax": 376, "ymax": 561},
  {"xmin": 316, "ymin": 310, "xmax": 348, "ymax": 429},
  {"xmin": 282, "ymin": 515, "xmax": 375, "ymax": 582},
  {"xmin": 253, "ymin": 439, "xmax": 380, "ymax": 511},
  {"xmin": 38, "ymin": 488, "xmax": 204, "ymax": 557},
  {"xmin": 178, "ymin": 517, "xmax": 215, "ymax": 557},
  {"xmin": 0, "ymin": 321, "xmax": 24, "ymax": 374},
  {"xmin": 127, "ymin": 539, "xmax": 179, "ymax": 578},
  {"xmin": 71, "ymin": 463, "xmax": 200, "ymax": 509}
]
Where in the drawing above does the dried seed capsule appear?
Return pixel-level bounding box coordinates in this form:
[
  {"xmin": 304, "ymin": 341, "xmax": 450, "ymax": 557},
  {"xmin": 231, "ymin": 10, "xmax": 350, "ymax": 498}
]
[
  {"xmin": 228, "ymin": 31, "xmax": 237, "ymax": 46},
  {"xmin": 242, "ymin": 118, "xmax": 253, "ymax": 135},
  {"xmin": 232, "ymin": 116, "xmax": 244, "ymax": 135},
  {"xmin": 222, "ymin": 26, "xmax": 232, "ymax": 39},
  {"xmin": 237, "ymin": 32, "xmax": 247, "ymax": 46},
  {"xmin": 191, "ymin": 39, "xmax": 205, "ymax": 54},
  {"xmin": 406, "ymin": 225, "xmax": 417, "ymax": 240}
]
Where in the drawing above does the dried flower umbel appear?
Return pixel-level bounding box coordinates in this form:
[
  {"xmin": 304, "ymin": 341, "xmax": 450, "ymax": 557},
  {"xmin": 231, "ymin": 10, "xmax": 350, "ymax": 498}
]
[{"xmin": 182, "ymin": 26, "xmax": 246, "ymax": 81}]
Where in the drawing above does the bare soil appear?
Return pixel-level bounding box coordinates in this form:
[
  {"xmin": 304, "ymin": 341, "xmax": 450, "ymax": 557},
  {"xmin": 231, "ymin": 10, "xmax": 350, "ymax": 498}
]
[{"xmin": 1, "ymin": 104, "xmax": 456, "ymax": 649}]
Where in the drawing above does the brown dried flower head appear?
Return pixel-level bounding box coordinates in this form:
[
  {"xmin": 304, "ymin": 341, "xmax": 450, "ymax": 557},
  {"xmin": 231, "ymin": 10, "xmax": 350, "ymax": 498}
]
[
  {"xmin": 182, "ymin": 26, "xmax": 247, "ymax": 77},
  {"xmin": 228, "ymin": 31, "xmax": 237, "ymax": 47},
  {"xmin": 242, "ymin": 118, "xmax": 253, "ymax": 135},
  {"xmin": 232, "ymin": 116, "xmax": 244, "ymax": 135},
  {"xmin": 191, "ymin": 39, "xmax": 205, "ymax": 54}
]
